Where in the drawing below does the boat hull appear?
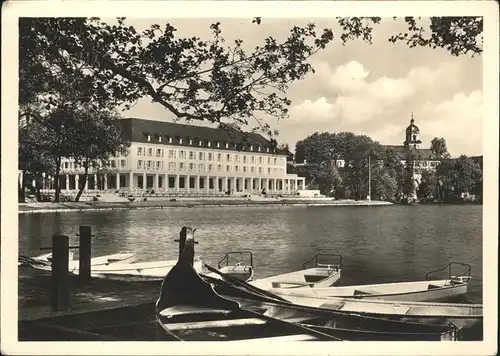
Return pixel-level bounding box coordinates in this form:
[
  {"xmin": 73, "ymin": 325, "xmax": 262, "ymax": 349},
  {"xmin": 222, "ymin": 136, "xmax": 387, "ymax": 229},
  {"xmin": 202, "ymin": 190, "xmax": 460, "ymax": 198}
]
[
  {"xmin": 270, "ymin": 279, "xmax": 469, "ymax": 302},
  {"xmin": 250, "ymin": 267, "xmax": 341, "ymax": 290}
]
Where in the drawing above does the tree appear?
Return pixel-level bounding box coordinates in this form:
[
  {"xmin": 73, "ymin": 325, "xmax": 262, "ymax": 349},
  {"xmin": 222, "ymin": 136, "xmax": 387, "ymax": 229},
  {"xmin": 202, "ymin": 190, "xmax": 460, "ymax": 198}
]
[
  {"xmin": 382, "ymin": 148, "xmax": 406, "ymax": 200},
  {"xmin": 430, "ymin": 137, "xmax": 451, "ymax": 159},
  {"xmin": 20, "ymin": 18, "xmax": 335, "ymax": 136},
  {"xmin": 417, "ymin": 170, "xmax": 438, "ymax": 202},
  {"xmin": 67, "ymin": 107, "xmax": 130, "ymax": 202},
  {"xmin": 315, "ymin": 161, "xmax": 343, "ymax": 197},
  {"xmin": 339, "ymin": 17, "xmax": 483, "ymax": 57}
]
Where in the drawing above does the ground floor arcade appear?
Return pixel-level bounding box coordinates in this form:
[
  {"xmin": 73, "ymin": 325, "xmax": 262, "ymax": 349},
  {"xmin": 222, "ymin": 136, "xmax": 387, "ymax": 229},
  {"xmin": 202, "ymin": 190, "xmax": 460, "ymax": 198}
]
[{"xmin": 43, "ymin": 172, "xmax": 306, "ymax": 194}]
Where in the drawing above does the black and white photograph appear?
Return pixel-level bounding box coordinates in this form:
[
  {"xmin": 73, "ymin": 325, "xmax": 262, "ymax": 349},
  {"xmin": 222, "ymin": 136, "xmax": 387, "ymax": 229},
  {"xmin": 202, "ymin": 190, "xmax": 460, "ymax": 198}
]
[{"xmin": 1, "ymin": 1, "xmax": 498, "ymax": 355}]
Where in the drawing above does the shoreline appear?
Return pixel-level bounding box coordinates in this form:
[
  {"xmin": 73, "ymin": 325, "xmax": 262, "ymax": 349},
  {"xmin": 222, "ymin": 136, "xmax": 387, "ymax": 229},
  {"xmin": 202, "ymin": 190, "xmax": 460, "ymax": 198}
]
[{"xmin": 18, "ymin": 198, "xmax": 393, "ymax": 214}]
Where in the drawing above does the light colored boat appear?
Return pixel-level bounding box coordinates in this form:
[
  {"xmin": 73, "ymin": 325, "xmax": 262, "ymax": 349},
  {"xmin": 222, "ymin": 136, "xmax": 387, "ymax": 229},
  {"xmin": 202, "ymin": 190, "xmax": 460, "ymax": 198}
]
[
  {"xmin": 273, "ymin": 293, "xmax": 482, "ymax": 329},
  {"xmin": 250, "ymin": 253, "xmax": 342, "ymax": 290},
  {"xmin": 267, "ymin": 262, "xmax": 473, "ymax": 302},
  {"xmin": 80, "ymin": 258, "xmax": 204, "ymax": 282},
  {"xmin": 204, "ymin": 251, "xmax": 255, "ymax": 282},
  {"xmin": 21, "ymin": 251, "xmax": 136, "ymax": 271}
]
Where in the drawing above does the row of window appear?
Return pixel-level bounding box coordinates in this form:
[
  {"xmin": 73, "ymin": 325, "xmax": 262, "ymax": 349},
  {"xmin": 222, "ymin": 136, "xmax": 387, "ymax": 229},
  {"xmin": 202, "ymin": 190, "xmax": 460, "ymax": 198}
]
[
  {"xmin": 143, "ymin": 133, "xmax": 271, "ymax": 153},
  {"xmin": 62, "ymin": 160, "xmax": 127, "ymax": 170},
  {"xmin": 136, "ymin": 147, "xmax": 284, "ymax": 166},
  {"xmin": 136, "ymin": 160, "xmax": 286, "ymax": 175}
]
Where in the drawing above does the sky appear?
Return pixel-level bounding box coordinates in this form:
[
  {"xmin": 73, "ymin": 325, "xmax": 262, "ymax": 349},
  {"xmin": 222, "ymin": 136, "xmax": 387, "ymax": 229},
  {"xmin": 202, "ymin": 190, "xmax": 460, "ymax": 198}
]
[{"xmin": 118, "ymin": 17, "xmax": 483, "ymax": 157}]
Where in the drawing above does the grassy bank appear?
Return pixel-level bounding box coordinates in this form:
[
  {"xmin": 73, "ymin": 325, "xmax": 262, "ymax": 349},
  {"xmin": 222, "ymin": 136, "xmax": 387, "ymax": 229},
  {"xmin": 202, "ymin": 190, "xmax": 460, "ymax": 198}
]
[{"xmin": 18, "ymin": 198, "xmax": 393, "ymax": 213}]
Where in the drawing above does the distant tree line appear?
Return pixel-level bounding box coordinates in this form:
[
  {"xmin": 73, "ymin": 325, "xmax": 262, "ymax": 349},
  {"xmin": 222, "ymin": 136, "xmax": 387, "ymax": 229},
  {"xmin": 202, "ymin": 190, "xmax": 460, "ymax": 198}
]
[{"xmin": 291, "ymin": 132, "xmax": 482, "ymax": 204}]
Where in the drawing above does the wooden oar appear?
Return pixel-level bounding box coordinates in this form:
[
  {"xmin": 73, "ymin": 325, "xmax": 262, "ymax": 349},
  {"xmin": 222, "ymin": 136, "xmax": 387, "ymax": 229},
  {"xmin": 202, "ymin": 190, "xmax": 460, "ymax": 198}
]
[{"xmin": 203, "ymin": 264, "xmax": 290, "ymax": 303}]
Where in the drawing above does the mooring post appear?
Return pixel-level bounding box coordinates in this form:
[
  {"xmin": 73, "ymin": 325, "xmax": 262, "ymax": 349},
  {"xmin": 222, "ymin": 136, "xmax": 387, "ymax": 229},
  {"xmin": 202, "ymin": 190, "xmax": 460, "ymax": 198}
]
[
  {"xmin": 79, "ymin": 225, "xmax": 92, "ymax": 283},
  {"xmin": 51, "ymin": 234, "xmax": 70, "ymax": 311},
  {"xmin": 178, "ymin": 227, "xmax": 187, "ymax": 259}
]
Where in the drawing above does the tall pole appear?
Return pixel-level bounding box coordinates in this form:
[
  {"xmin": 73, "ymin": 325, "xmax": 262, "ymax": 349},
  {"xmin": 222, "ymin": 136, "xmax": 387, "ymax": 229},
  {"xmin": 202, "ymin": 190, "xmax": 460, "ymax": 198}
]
[{"xmin": 368, "ymin": 155, "xmax": 371, "ymax": 201}]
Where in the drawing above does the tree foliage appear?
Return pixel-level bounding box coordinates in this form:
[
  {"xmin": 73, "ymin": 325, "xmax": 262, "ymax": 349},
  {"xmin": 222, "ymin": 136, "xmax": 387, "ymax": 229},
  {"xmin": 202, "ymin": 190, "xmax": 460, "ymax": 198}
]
[
  {"xmin": 20, "ymin": 17, "xmax": 334, "ymax": 136},
  {"xmin": 430, "ymin": 137, "xmax": 451, "ymax": 159}
]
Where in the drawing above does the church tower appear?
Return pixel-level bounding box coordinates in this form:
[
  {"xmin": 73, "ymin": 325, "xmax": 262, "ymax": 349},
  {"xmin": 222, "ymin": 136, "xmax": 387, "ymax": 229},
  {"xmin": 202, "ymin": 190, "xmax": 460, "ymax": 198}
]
[{"xmin": 404, "ymin": 113, "xmax": 422, "ymax": 149}]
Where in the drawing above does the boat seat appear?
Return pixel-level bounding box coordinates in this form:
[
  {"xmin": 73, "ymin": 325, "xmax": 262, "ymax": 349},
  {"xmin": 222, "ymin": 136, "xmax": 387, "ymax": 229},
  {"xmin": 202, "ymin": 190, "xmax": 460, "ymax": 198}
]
[
  {"xmin": 272, "ymin": 281, "xmax": 314, "ymax": 288},
  {"xmin": 353, "ymin": 290, "xmax": 372, "ymax": 296},
  {"xmin": 304, "ymin": 275, "xmax": 328, "ymax": 283},
  {"xmin": 427, "ymin": 284, "xmax": 442, "ymax": 290}
]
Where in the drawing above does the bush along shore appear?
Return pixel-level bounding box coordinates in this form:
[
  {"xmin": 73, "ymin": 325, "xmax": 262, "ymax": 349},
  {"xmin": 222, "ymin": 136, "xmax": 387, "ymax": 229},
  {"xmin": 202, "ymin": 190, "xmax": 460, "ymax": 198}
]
[{"xmin": 18, "ymin": 198, "xmax": 393, "ymax": 214}]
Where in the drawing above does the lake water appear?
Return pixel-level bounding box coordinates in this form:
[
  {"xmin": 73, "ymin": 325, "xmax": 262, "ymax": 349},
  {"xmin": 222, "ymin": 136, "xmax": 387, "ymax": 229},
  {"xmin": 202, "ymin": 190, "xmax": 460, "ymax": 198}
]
[{"xmin": 18, "ymin": 204, "xmax": 483, "ymax": 303}]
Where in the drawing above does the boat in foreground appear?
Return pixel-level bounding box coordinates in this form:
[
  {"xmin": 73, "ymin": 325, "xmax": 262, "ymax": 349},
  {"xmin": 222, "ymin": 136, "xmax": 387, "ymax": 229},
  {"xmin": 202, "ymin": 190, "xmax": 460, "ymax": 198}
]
[
  {"xmin": 268, "ymin": 262, "xmax": 473, "ymax": 302},
  {"xmin": 155, "ymin": 227, "xmax": 339, "ymax": 342},
  {"xmin": 250, "ymin": 253, "xmax": 342, "ymax": 290}
]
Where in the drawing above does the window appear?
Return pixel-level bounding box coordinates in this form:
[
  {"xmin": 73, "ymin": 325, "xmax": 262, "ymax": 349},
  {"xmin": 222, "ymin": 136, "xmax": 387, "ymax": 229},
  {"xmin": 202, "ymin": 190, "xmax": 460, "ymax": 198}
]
[
  {"xmin": 137, "ymin": 160, "xmax": 143, "ymax": 169},
  {"xmin": 148, "ymin": 148, "xmax": 152, "ymax": 156},
  {"xmin": 268, "ymin": 158, "xmax": 271, "ymax": 165},
  {"xmin": 189, "ymin": 138, "xmax": 193, "ymax": 145},
  {"xmin": 259, "ymin": 157, "xmax": 263, "ymax": 164},
  {"xmin": 274, "ymin": 158, "xmax": 277, "ymax": 165},
  {"xmin": 259, "ymin": 167, "xmax": 262, "ymax": 173},
  {"xmin": 189, "ymin": 151, "xmax": 195, "ymax": 160},
  {"xmin": 168, "ymin": 136, "xmax": 172, "ymax": 143},
  {"xmin": 137, "ymin": 147, "xmax": 143, "ymax": 156},
  {"xmin": 111, "ymin": 160, "xmax": 116, "ymax": 168},
  {"xmin": 251, "ymin": 167, "xmax": 254, "ymax": 173},
  {"xmin": 243, "ymin": 166, "xmax": 247, "ymax": 173},
  {"xmin": 266, "ymin": 147, "xmax": 270, "ymax": 153},
  {"xmin": 235, "ymin": 166, "xmax": 239, "ymax": 172},
  {"xmin": 156, "ymin": 149, "xmax": 162, "ymax": 157},
  {"xmin": 64, "ymin": 162, "xmax": 69, "ymax": 169},
  {"xmin": 226, "ymin": 154, "xmax": 231, "ymax": 162},
  {"xmin": 168, "ymin": 162, "xmax": 175, "ymax": 171},
  {"xmin": 146, "ymin": 134, "xmax": 151, "ymax": 142},
  {"xmin": 179, "ymin": 138, "xmax": 183, "ymax": 144},
  {"xmin": 208, "ymin": 141, "xmax": 212, "ymax": 147},
  {"xmin": 208, "ymin": 153, "xmax": 213, "ymax": 161},
  {"xmin": 250, "ymin": 145, "xmax": 253, "ymax": 151},
  {"xmin": 225, "ymin": 143, "xmax": 229, "ymax": 148},
  {"xmin": 158, "ymin": 135, "xmax": 162, "ymax": 143},
  {"xmin": 268, "ymin": 168, "xmax": 271, "ymax": 174},
  {"xmin": 156, "ymin": 161, "xmax": 161, "ymax": 170},
  {"xmin": 179, "ymin": 150, "xmax": 186, "ymax": 159},
  {"xmin": 243, "ymin": 156, "xmax": 247, "ymax": 164},
  {"xmin": 198, "ymin": 139, "xmax": 202, "ymax": 146},
  {"xmin": 218, "ymin": 164, "xmax": 222, "ymax": 172},
  {"xmin": 251, "ymin": 156, "xmax": 255, "ymax": 164},
  {"xmin": 217, "ymin": 153, "xmax": 222, "ymax": 161},
  {"xmin": 198, "ymin": 163, "xmax": 204, "ymax": 172},
  {"xmin": 121, "ymin": 160, "xmax": 126, "ymax": 167},
  {"xmin": 257, "ymin": 146, "xmax": 261, "ymax": 152},
  {"xmin": 208, "ymin": 164, "xmax": 213, "ymax": 172},
  {"xmin": 179, "ymin": 162, "xmax": 185, "ymax": 171},
  {"xmin": 216, "ymin": 141, "xmax": 220, "ymax": 148},
  {"xmin": 189, "ymin": 163, "xmax": 194, "ymax": 171},
  {"xmin": 169, "ymin": 149, "xmax": 175, "ymax": 158},
  {"xmin": 146, "ymin": 160, "xmax": 151, "ymax": 169},
  {"xmin": 235, "ymin": 155, "xmax": 240, "ymax": 163},
  {"xmin": 198, "ymin": 152, "xmax": 204, "ymax": 160},
  {"xmin": 226, "ymin": 165, "xmax": 230, "ymax": 172}
]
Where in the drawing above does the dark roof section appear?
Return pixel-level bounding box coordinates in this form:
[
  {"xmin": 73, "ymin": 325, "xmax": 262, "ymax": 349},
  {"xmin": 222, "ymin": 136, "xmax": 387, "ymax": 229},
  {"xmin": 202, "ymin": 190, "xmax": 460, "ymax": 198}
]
[
  {"xmin": 383, "ymin": 145, "xmax": 435, "ymax": 160},
  {"xmin": 119, "ymin": 118, "xmax": 288, "ymax": 155}
]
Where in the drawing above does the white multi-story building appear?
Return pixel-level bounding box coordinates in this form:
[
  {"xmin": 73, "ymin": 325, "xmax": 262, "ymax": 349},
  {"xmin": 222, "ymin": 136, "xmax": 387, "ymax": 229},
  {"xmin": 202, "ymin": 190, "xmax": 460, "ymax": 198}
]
[{"xmin": 57, "ymin": 118, "xmax": 305, "ymax": 195}]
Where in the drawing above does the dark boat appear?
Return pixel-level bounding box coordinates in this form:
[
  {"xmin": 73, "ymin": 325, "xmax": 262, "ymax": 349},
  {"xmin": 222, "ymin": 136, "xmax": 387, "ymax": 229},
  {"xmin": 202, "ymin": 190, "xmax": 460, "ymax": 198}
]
[{"xmin": 155, "ymin": 227, "xmax": 339, "ymax": 341}]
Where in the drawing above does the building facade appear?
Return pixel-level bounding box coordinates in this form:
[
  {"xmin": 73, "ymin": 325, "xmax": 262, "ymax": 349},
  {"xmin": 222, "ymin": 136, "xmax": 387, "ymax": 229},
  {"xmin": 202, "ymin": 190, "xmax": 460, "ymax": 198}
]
[{"xmin": 56, "ymin": 118, "xmax": 305, "ymax": 195}]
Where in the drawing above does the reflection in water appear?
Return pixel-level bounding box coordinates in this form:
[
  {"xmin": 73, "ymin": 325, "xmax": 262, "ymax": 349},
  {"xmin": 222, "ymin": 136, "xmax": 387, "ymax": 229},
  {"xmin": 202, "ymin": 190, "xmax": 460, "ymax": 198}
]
[{"xmin": 19, "ymin": 204, "xmax": 483, "ymax": 303}]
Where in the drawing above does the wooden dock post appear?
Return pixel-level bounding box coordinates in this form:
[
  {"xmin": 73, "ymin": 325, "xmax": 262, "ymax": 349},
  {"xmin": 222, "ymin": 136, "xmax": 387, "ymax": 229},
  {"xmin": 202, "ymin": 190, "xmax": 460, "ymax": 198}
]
[
  {"xmin": 79, "ymin": 225, "xmax": 92, "ymax": 283},
  {"xmin": 51, "ymin": 234, "xmax": 70, "ymax": 311}
]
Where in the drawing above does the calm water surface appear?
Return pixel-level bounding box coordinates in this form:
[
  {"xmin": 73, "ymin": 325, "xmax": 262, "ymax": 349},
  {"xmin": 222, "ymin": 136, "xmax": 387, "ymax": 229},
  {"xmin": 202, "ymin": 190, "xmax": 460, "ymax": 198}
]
[{"xmin": 19, "ymin": 205, "xmax": 483, "ymax": 303}]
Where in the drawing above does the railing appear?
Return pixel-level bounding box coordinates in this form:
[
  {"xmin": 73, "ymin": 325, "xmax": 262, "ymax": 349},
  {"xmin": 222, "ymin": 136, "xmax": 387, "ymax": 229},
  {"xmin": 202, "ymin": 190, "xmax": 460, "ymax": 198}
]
[
  {"xmin": 217, "ymin": 251, "xmax": 254, "ymax": 270},
  {"xmin": 425, "ymin": 262, "xmax": 472, "ymax": 284},
  {"xmin": 302, "ymin": 253, "xmax": 343, "ymax": 271}
]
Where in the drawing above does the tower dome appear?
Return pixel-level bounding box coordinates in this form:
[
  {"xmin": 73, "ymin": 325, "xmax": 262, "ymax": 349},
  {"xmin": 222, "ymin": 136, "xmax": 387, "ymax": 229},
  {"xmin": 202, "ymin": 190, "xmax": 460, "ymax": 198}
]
[{"xmin": 404, "ymin": 114, "xmax": 422, "ymax": 149}]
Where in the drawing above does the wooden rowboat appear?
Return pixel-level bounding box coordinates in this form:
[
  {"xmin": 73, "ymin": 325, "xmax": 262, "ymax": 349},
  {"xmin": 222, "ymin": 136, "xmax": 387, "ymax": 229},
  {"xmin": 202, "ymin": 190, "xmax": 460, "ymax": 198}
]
[
  {"xmin": 155, "ymin": 227, "xmax": 339, "ymax": 342},
  {"xmin": 20, "ymin": 251, "xmax": 136, "ymax": 271},
  {"xmin": 250, "ymin": 254, "xmax": 342, "ymax": 290},
  {"xmin": 268, "ymin": 262, "xmax": 473, "ymax": 302}
]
